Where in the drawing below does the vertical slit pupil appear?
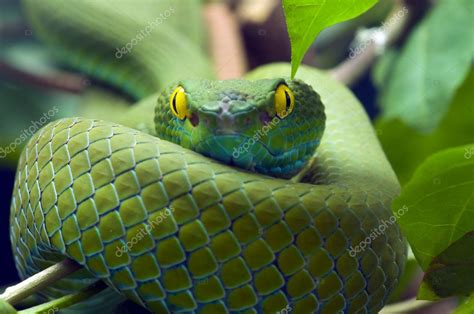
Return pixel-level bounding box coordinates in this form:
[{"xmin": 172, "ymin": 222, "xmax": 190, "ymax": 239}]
[
  {"xmin": 172, "ymin": 92, "xmax": 178, "ymax": 114},
  {"xmin": 284, "ymin": 90, "xmax": 291, "ymax": 111}
]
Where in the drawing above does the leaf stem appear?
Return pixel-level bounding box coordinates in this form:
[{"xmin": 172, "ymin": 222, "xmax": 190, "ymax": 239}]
[{"xmin": 0, "ymin": 259, "xmax": 81, "ymax": 306}]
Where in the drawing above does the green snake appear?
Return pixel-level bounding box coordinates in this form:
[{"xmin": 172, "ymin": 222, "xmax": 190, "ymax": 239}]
[{"xmin": 9, "ymin": 0, "xmax": 407, "ymax": 313}]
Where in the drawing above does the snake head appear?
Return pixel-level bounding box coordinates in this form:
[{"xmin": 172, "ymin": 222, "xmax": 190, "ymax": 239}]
[{"xmin": 155, "ymin": 78, "xmax": 325, "ymax": 178}]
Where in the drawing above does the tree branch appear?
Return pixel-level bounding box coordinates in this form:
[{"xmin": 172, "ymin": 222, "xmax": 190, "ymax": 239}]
[
  {"xmin": 0, "ymin": 259, "xmax": 81, "ymax": 306},
  {"xmin": 17, "ymin": 282, "xmax": 107, "ymax": 314},
  {"xmin": 380, "ymin": 298, "xmax": 435, "ymax": 313},
  {"xmin": 329, "ymin": 0, "xmax": 411, "ymax": 86},
  {"xmin": 0, "ymin": 61, "xmax": 87, "ymax": 93},
  {"xmin": 203, "ymin": 2, "xmax": 247, "ymax": 79}
]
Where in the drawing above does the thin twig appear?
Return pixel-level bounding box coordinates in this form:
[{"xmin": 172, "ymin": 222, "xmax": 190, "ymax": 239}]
[
  {"xmin": 0, "ymin": 61, "xmax": 87, "ymax": 93},
  {"xmin": 18, "ymin": 282, "xmax": 107, "ymax": 314},
  {"xmin": 203, "ymin": 2, "xmax": 247, "ymax": 79},
  {"xmin": 0, "ymin": 259, "xmax": 81, "ymax": 306},
  {"xmin": 329, "ymin": 0, "xmax": 411, "ymax": 86},
  {"xmin": 380, "ymin": 298, "xmax": 435, "ymax": 313}
]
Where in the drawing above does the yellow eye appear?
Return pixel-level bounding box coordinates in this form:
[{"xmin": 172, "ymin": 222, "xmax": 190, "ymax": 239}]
[
  {"xmin": 170, "ymin": 86, "xmax": 188, "ymax": 120},
  {"xmin": 274, "ymin": 84, "xmax": 295, "ymax": 118}
]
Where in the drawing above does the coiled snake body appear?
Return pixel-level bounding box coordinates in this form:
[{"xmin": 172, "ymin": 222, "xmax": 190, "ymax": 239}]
[{"xmin": 10, "ymin": 1, "xmax": 406, "ymax": 313}]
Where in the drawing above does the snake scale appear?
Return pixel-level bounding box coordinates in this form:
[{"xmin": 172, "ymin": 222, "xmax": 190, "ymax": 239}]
[{"xmin": 9, "ymin": 0, "xmax": 407, "ymax": 313}]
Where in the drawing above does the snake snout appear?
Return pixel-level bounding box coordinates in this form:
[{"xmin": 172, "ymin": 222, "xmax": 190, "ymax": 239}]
[{"xmin": 197, "ymin": 102, "xmax": 259, "ymax": 133}]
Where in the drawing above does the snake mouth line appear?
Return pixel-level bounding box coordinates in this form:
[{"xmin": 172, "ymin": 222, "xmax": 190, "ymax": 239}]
[
  {"xmin": 195, "ymin": 134, "xmax": 321, "ymax": 161},
  {"xmin": 195, "ymin": 134, "xmax": 280, "ymax": 157}
]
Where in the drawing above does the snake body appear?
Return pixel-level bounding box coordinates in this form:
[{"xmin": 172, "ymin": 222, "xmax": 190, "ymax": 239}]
[{"xmin": 10, "ymin": 1, "xmax": 406, "ymax": 313}]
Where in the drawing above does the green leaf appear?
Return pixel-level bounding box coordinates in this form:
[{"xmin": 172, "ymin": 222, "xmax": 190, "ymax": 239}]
[
  {"xmin": 380, "ymin": 0, "xmax": 473, "ymax": 132},
  {"xmin": 393, "ymin": 144, "xmax": 474, "ymax": 297},
  {"xmin": 282, "ymin": 0, "xmax": 378, "ymax": 78},
  {"xmin": 454, "ymin": 294, "xmax": 474, "ymax": 314},
  {"xmin": 417, "ymin": 232, "xmax": 474, "ymax": 300},
  {"xmin": 376, "ymin": 70, "xmax": 474, "ymax": 186}
]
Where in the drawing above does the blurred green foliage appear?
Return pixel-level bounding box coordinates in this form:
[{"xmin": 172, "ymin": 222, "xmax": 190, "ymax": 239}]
[
  {"xmin": 378, "ymin": 0, "xmax": 473, "ymax": 131},
  {"xmin": 373, "ymin": 0, "xmax": 474, "ymax": 306},
  {"xmin": 376, "ymin": 70, "xmax": 474, "ymax": 186},
  {"xmin": 454, "ymin": 294, "xmax": 474, "ymax": 314}
]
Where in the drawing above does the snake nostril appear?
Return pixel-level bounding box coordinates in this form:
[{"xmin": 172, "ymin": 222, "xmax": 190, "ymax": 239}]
[
  {"xmin": 244, "ymin": 116, "xmax": 252, "ymax": 125},
  {"xmin": 189, "ymin": 113, "xmax": 199, "ymax": 127}
]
